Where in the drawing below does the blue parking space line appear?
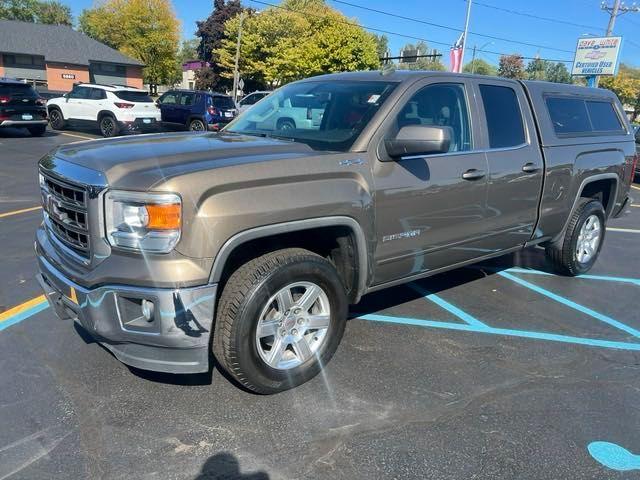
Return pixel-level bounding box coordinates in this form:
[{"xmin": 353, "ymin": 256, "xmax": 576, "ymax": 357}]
[
  {"xmin": 498, "ymin": 271, "xmax": 640, "ymax": 339},
  {"xmin": 409, "ymin": 283, "xmax": 489, "ymax": 328},
  {"xmin": 588, "ymin": 441, "xmax": 640, "ymax": 471},
  {"xmin": 358, "ymin": 313, "xmax": 640, "ymax": 352},
  {"xmin": 505, "ymin": 267, "xmax": 640, "ymax": 286},
  {"xmin": 0, "ymin": 302, "xmax": 48, "ymax": 332}
]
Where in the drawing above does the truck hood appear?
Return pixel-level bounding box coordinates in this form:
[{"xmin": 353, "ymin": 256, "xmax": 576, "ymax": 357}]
[{"xmin": 50, "ymin": 131, "xmax": 319, "ymax": 190}]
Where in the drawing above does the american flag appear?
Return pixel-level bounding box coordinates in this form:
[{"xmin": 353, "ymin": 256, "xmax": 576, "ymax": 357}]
[{"xmin": 450, "ymin": 33, "xmax": 465, "ymax": 73}]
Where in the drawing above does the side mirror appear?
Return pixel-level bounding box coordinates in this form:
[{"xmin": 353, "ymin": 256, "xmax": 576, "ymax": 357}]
[{"xmin": 385, "ymin": 125, "xmax": 452, "ymax": 159}]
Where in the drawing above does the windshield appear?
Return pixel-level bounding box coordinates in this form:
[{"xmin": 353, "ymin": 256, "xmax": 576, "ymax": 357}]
[{"xmin": 225, "ymin": 80, "xmax": 398, "ymax": 151}]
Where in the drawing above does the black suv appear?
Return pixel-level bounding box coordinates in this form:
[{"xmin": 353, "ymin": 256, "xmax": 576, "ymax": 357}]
[{"xmin": 0, "ymin": 78, "xmax": 48, "ymax": 136}]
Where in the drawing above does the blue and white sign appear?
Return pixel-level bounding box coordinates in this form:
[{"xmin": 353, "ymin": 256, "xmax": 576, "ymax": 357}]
[{"xmin": 572, "ymin": 36, "xmax": 622, "ymax": 76}]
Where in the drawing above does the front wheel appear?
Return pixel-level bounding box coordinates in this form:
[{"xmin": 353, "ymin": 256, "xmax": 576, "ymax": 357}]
[
  {"xmin": 213, "ymin": 248, "xmax": 348, "ymax": 394},
  {"xmin": 546, "ymin": 199, "xmax": 606, "ymax": 276},
  {"xmin": 189, "ymin": 118, "xmax": 206, "ymax": 131}
]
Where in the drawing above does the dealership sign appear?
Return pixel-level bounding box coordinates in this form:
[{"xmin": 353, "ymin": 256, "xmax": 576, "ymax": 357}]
[
  {"xmin": 571, "ymin": 36, "xmax": 622, "ymax": 76},
  {"xmin": 61, "ymin": 73, "xmax": 76, "ymax": 79}
]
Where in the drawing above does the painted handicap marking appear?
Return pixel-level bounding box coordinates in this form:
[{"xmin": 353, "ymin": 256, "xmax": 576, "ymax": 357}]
[
  {"xmin": 504, "ymin": 267, "xmax": 640, "ymax": 287},
  {"xmin": 588, "ymin": 441, "xmax": 640, "ymax": 472},
  {"xmin": 358, "ymin": 267, "xmax": 640, "ymax": 352},
  {"xmin": 497, "ymin": 271, "xmax": 640, "ymax": 339}
]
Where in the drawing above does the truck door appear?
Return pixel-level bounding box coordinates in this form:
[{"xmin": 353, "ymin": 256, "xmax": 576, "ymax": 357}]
[
  {"xmin": 473, "ymin": 80, "xmax": 544, "ymax": 250},
  {"xmin": 371, "ymin": 79, "xmax": 491, "ymax": 285}
]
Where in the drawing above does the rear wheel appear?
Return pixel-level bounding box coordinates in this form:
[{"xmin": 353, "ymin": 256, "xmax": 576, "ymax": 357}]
[
  {"xmin": 276, "ymin": 118, "xmax": 295, "ymax": 131},
  {"xmin": 28, "ymin": 125, "xmax": 46, "ymax": 136},
  {"xmin": 546, "ymin": 199, "xmax": 606, "ymax": 276},
  {"xmin": 189, "ymin": 118, "xmax": 206, "ymax": 131},
  {"xmin": 99, "ymin": 115, "xmax": 119, "ymax": 137},
  {"xmin": 48, "ymin": 109, "xmax": 65, "ymax": 130},
  {"xmin": 213, "ymin": 248, "xmax": 348, "ymax": 394}
]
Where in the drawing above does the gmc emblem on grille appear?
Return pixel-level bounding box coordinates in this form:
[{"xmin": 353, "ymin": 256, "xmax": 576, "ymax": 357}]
[{"xmin": 43, "ymin": 192, "xmax": 66, "ymax": 222}]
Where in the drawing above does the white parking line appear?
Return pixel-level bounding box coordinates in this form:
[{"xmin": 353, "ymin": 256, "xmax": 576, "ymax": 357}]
[
  {"xmin": 631, "ymin": 185, "xmax": 640, "ymax": 191},
  {"xmin": 607, "ymin": 227, "xmax": 640, "ymax": 234}
]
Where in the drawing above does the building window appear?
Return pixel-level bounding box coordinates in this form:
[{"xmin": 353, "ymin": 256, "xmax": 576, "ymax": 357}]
[{"xmin": 2, "ymin": 54, "xmax": 44, "ymax": 67}]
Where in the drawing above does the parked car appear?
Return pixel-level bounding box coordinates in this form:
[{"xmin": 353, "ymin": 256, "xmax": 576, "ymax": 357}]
[
  {"xmin": 47, "ymin": 84, "xmax": 160, "ymax": 137},
  {"xmin": 157, "ymin": 90, "xmax": 237, "ymax": 131},
  {"xmin": 36, "ymin": 71, "xmax": 636, "ymax": 394},
  {"xmin": 237, "ymin": 90, "xmax": 271, "ymax": 113},
  {"xmin": 242, "ymin": 92, "xmax": 325, "ymax": 131},
  {"xmin": 0, "ymin": 77, "xmax": 48, "ymax": 136}
]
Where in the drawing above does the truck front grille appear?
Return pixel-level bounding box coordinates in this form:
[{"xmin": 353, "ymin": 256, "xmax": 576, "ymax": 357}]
[{"xmin": 41, "ymin": 173, "xmax": 90, "ymax": 258}]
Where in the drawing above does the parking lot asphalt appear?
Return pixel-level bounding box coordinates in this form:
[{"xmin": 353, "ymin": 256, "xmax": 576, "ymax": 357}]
[{"xmin": 1, "ymin": 126, "xmax": 640, "ymax": 479}]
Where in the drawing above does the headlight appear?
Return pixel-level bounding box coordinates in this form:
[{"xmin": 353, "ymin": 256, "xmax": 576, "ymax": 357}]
[{"xmin": 105, "ymin": 191, "xmax": 181, "ymax": 253}]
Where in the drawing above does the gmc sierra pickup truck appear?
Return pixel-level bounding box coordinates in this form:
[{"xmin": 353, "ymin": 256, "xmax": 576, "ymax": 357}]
[{"xmin": 36, "ymin": 71, "xmax": 636, "ymax": 394}]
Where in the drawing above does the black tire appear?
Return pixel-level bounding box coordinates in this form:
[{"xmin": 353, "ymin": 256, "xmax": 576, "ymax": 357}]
[
  {"xmin": 27, "ymin": 125, "xmax": 46, "ymax": 137},
  {"xmin": 276, "ymin": 118, "xmax": 295, "ymax": 131},
  {"xmin": 546, "ymin": 199, "xmax": 606, "ymax": 276},
  {"xmin": 189, "ymin": 118, "xmax": 206, "ymax": 131},
  {"xmin": 99, "ymin": 115, "xmax": 120, "ymax": 137},
  {"xmin": 213, "ymin": 248, "xmax": 348, "ymax": 394},
  {"xmin": 48, "ymin": 108, "xmax": 65, "ymax": 130}
]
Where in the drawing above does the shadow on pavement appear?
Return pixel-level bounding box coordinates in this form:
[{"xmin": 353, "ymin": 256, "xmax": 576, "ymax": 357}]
[{"xmin": 194, "ymin": 452, "xmax": 269, "ymax": 480}]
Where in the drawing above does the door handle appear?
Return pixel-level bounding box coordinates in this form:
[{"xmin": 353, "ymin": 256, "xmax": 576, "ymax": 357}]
[
  {"xmin": 522, "ymin": 162, "xmax": 540, "ymax": 173},
  {"xmin": 462, "ymin": 169, "xmax": 486, "ymax": 180}
]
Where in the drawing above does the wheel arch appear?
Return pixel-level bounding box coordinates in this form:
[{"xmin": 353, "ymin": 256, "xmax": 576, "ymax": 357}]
[
  {"xmin": 97, "ymin": 110, "xmax": 116, "ymax": 121},
  {"xmin": 208, "ymin": 217, "xmax": 369, "ymax": 304},
  {"xmin": 553, "ymin": 173, "xmax": 618, "ymax": 243},
  {"xmin": 276, "ymin": 117, "xmax": 296, "ymax": 129}
]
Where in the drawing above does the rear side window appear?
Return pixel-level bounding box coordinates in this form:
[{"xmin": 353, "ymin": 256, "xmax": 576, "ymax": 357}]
[
  {"xmin": 114, "ymin": 91, "xmax": 152, "ymax": 103},
  {"xmin": 90, "ymin": 88, "xmax": 106, "ymax": 100},
  {"xmin": 546, "ymin": 97, "xmax": 592, "ymax": 134},
  {"xmin": 545, "ymin": 97, "xmax": 624, "ymax": 135},
  {"xmin": 479, "ymin": 84, "xmax": 526, "ymax": 149},
  {"xmin": 180, "ymin": 93, "xmax": 195, "ymax": 106},
  {"xmin": 211, "ymin": 95, "xmax": 235, "ymax": 109},
  {"xmin": 0, "ymin": 83, "xmax": 38, "ymax": 97},
  {"xmin": 586, "ymin": 101, "xmax": 623, "ymax": 132}
]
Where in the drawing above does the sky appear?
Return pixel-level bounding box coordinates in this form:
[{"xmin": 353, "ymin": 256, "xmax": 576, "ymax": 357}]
[{"xmin": 65, "ymin": 0, "xmax": 640, "ymax": 69}]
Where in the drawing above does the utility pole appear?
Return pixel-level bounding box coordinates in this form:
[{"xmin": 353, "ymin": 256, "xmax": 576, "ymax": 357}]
[
  {"xmin": 232, "ymin": 11, "xmax": 245, "ymax": 103},
  {"xmin": 459, "ymin": 0, "xmax": 472, "ymax": 70},
  {"xmin": 593, "ymin": 0, "xmax": 640, "ymax": 86}
]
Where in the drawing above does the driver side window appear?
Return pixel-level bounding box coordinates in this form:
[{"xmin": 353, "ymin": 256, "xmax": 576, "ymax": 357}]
[{"xmin": 395, "ymin": 83, "xmax": 472, "ymax": 152}]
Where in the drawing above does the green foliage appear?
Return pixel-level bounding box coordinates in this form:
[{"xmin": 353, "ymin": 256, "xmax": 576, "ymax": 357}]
[
  {"xmin": 178, "ymin": 39, "xmax": 200, "ymax": 64},
  {"xmin": 79, "ymin": 0, "xmax": 181, "ymax": 88},
  {"xmin": 214, "ymin": 0, "xmax": 380, "ymax": 89},
  {"xmin": 376, "ymin": 34, "xmax": 389, "ymax": 60},
  {"xmin": 498, "ymin": 54, "xmax": 525, "ymax": 79},
  {"xmin": 526, "ymin": 57, "xmax": 548, "ymax": 81},
  {"xmin": 396, "ymin": 42, "xmax": 445, "ymax": 71},
  {"xmin": 462, "ymin": 59, "xmax": 496, "ymax": 76},
  {"xmin": 545, "ymin": 62, "xmax": 571, "ymax": 84},
  {"xmin": 0, "ymin": 0, "xmax": 72, "ymax": 25},
  {"xmin": 600, "ymin": 73, "xmax": 640, "ymax": 121}
]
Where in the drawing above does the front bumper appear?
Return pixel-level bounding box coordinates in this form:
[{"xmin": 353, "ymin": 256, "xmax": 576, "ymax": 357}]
[{"xmin": 36, "ymin": 253, "xmax": 217, "ymax": 374}]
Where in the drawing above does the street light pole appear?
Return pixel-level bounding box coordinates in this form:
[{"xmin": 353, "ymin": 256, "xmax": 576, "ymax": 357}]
[
  {"xmin": 232, "ymin": 11, "xmax": 245, "ymax": 103},
  {"xmin": 459, "ymin": 0, "xmax": 472, "ymax": 70}
]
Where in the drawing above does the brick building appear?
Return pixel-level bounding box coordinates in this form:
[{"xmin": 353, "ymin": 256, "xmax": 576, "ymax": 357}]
[{"xmin": 0, "ymin": 20, "xmax": 144, "ymax": 94}]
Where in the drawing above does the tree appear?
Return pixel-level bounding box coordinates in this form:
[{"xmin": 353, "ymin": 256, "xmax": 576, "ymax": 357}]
[
  {"xmin": 376, "ymin": 34, "xmax": 389, "ymax": 61},
  {"xmin": 194, "ymin": 0, "xmax": 243, "ymax": 90},
  {"xmin": 526, "ymin": 57, "xmax": 549, "ymax": 81},
  {"xmin": 0, "ymin": 0, "xmax": 72, "ymax": 25},
  {"xmin": 392, "ymin": 42, "xmax": 445, "ymax": 71},
  {"xmin": 462, "ymin": 58, "xmax": 496, "ymax": 76},
  {"xmin": 178, "ymin": 39, "xmax": 199, "ymax": 64},
  {"xmin": 79, "ymin": 0, "xmax": 181, "ymax": 91},
  {"xmin": 498, "ymin": 54, "xmax": 525, "ymax": 79},
  {"xmin": 545, "ymin": 62, "xmax": 571, "ymax": 84},
  {"xmin": 600, "ymin": 74, "xmax": 640, "ymax": 121},
  {"xmin": 214, "ymin": 0, "xmax": 380, "ymax": 89}
]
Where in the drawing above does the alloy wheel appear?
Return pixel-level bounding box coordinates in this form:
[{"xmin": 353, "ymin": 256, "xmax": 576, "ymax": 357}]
[{"xmin": 576, "ymin": 214, "xmax": 601, "ymax": 264}]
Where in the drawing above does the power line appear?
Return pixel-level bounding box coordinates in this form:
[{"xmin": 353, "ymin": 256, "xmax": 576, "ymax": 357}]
[
  {"xmin": 331, "ymin": 0, "xmax": 575, "ymax": 54},
  {"xmin": 248, "ymin": 0, "xmax": 574, "ymax": 64},
  {"xmin": 471, "ymin": 0, "xmax": 605, "ymax": 32}
]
